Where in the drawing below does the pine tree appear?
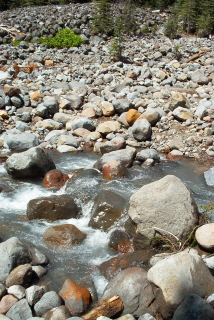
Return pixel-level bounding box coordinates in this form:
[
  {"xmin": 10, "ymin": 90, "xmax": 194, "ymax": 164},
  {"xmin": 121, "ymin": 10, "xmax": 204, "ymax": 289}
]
[{"xmin": 92, "ymin": 0, "xmax": 113, "ymax": 35}]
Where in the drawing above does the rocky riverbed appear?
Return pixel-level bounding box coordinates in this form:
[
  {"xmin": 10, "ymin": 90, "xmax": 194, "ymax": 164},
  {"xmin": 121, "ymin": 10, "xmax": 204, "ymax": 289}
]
[{"xmin": 0, "ymin": 2, "xmax": 214, "ymax": 320}]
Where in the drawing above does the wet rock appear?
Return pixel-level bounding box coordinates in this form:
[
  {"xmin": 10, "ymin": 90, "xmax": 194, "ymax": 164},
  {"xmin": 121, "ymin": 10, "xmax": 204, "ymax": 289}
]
[
  {"xmin": 34, "ymin": 291, "xmax": 62, "ymax": 317},
  {"xmin": 43, "ymin": 169, "xmax": 69, "ymax": 189},
  {"xmin": 89, "ymin": 189, "xmax": 128, "ymax": 231},
  {"xmin": 131, "ymin": 118, "xmax": 152, "ymax": 141},
  {"xmin": 172, "ymin": 294, "xmax": 214, "ymax": 320},
  {"xmin": 7, "ymin": 285, "xmax": 25, "ymax": 300},
  {"xmin": 204, "ymin": 167, "xmax": 214, "ymax": 186},
  {"xmin": 94, "ymin": 147, "xmax": 136, "ymax": 171},
  {"xmin": 99, "ymin": 137, "xmax": 125, "ymax": 155},
  {"xmin": 195, "ymin": 223, "xmax": 214, "ymax": 251},
  {"xmin": 0, "ymin": 295, "xmax": 19, "ymax": 314},
  {"xmin": 99, "ymin": 250, "xmax": 150, "ymax": 280},
  {"xmin": 128, "ymin": 175, "xmax": 199, "ymax": 247},
  {"xmin": 26, "ymin": 285, "xmax": 46, "ymax": 306},
  {"xmin": 6, "ymin": 298, "xmax": 33, "ymax": 319},
  {"xmin": 102, "ymin": 159, "xmax": 127, "ymax": 180},
  {"xmin": 43, "ymin": 224, "xmax": 86, "ymax": 247},
  {"xmin": 32, "ymin": 266, "xmax": 47, "ymax": 279},
  {"xmin": 5, "ymin": 146, "xmax": 55, "ymax": 179},
  {"xmin": 102, "ymin": 267, "xmax": 156, "ymax": 317},
  {"xmin": 59, "ymin": 279, "xmax": 91, "ymax": 315},
  {"xmin": 57, "ymin": 134, "xmax": 79, "ymax": 148},
  {"xmin": 27, "ymin": 195, "xmax": 80, "ymax": 221},
  {"xmin": 147, "ymin": 248, "xmax": 214, "ymax": 319},
  {"xmin": 43, "ymin": 305, "xmax": 71, "ymax": 320},
  {"xmin": 4, "ymin": 131, "xmax": 40, "ymax": 152},
  {"xmin": 108, "ymin": 230, "xmax": 134, "ymax": 253},
  {"xmin": 6, "ymin": 264, "xmax": 33, "ymax": 288},
  {"xmin": 136, "ymin": 149, "xmax": 160, "ymax": 164}
]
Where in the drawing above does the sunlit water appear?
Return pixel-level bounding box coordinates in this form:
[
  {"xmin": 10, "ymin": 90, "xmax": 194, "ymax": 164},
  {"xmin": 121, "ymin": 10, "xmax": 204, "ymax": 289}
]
[{"xmin": 0, "ymin": 151, "xmax": 213, "ymax": 297}]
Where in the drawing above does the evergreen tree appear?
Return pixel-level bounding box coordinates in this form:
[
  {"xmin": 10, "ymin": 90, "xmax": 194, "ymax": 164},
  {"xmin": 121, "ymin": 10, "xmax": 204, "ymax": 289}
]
[{"xmin": 92, "ymin": 0, "xmax": 113, "ymax": 35}]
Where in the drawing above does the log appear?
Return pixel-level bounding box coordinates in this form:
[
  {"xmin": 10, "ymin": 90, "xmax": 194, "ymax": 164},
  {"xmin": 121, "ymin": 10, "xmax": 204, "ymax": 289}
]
[
  {"xmin": 183, "ymin": 50, "xmax": 208, "ymax": 63},
  {"xmin": 82, "ymin": 295, "xmax": 123, "ymax": 320}
]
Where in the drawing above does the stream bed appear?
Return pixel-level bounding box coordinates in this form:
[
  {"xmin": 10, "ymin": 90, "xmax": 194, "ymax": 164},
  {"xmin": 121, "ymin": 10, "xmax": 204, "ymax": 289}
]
[{"xmin": 0, "ymin": 151, "xmax": 214, "ymax": 297}]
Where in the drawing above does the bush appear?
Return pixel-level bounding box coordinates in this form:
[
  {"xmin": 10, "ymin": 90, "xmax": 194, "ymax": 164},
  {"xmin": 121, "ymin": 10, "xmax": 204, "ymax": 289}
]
[
  {"xmin": 40, "ymin": 28, "xmax": 85, "ymax": 48},
  {"xmin": 164, "ymin": 16, "xmax": 179, "ymax": 39}
]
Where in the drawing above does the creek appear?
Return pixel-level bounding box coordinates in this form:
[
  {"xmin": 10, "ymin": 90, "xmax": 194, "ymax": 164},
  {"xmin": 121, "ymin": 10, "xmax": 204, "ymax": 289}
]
[{"xmin": 0, "ymin": 151, "xmax": 213, "ymax": 298}]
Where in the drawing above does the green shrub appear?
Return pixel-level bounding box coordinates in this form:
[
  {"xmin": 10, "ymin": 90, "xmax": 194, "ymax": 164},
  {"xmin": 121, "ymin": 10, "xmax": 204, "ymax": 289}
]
[
  {"xmin": 40, "ymin": 28, "xmax": 85, "ymax": 48},
  {"xmin": 164, "ymin": 16, "xmax": 179, "ymax": 39}
]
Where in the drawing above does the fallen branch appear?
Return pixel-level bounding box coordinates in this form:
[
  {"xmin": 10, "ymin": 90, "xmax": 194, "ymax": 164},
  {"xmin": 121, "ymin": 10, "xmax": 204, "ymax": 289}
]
[
  {"xmin": 82, "ymin": 295, "xmax": 123, "ymax": 320},
  {"xmin": 184, "ymin": 49, "xmax": 209, "ymax": 64}
]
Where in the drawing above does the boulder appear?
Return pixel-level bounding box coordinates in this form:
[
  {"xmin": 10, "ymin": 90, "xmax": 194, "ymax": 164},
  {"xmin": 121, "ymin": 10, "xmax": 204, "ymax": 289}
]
[
  {"xmin": 4, "ymin": 132, "xmax": 40, "ymax": 152},
  {"xmin": 99, "ymin": 250, "xmax": 151, "ymax": 280},
  {"xmin": 128, "ymin": 175, "xmax": 199, "ymax": 246},
  {"xmin": 113, "ymin": 99, "xmax": 131, "ymax": 114},
  {"xmin": 0, "ymin": 295, "xmax": 18, "ymax": 315},
  {"xmin": 140, "ymin": 109, "xmax": 161, "ymax": 126},
  {"xmin": 99, "ymin": 137, "xmax": 125, "ymax": 155},
  {"xmin": 43, "ymin": 224, "xmax": 86, "ymax": 247},
  {"xmin": 147, "ymin": 248, "xmax": 214, "ymax": 319},
  {"xmin": 26, "ymin": 285, "xmax": 46, "ymax": 306},
  {"xmin": 131, "ymin": 119, "xmax": 152, "ymax": 141},
  {"xmin": 43, "ymin": 169, "xmax": 69, "ymax": 189},
  {"xmin": 100, "ymin": 101, "xmax": 115, "ymax": 116},
  {"xmin": 102, "ymin": 159, "xmax": 127, "ymax": 180},
  {"xmin": 43, "ymin": 305, "xmax": 71, "ymax": 320},
  {"xmin": 6, "ymin": 264, "xmax": 33, "ymax": 288},
  {"xmin": 102, "ymin": 267, "xmax": 156, "ymax": 317},
  {"xmin": 53, "ymin": 113, "xmax": 74, "ymax": 125},
  {"xmin": 204, "ymin": 167, "xmax": 214, "ymax": 186},
  {"xmin": 108, "ymin": 230, "xmax": 134, "ymax": 253},
  {"xmin": 72, "ymin": 118, "xmax": 95, "ymax": 131},
  {"xmin": 43, "ymin": 96, "xmax": 59, "ymax": 115},
  {"xmin": 126, "ymin": 109, "xmax": 141, "ymax": 125},
  {"xmin": 88, "ymin": 189, "xmax": 128, "ymax": 231},
  {"xmin": 66, "ymin": 94, "xmax": 83, "ymax": 109},
  {"xmin": 173, "ymin": 107, "xmax": 193, "ymax": 122},
  {"xmin": 44, "ymin": 130, "xmax": 67, "ymax": 144},
  {"xmin": 0, "ymin": 237, "xmax": 48, "ymax": 283},
  {"xmin": 94, "ymin": 147, "xmax": 136, "ymax": 172},
  {"xmin": 136, "ymin": 149, "xmax": 160, "ymax": 164},
  {"xmin": 34, "ymin": 291, "xmax": 62, "ymax": 317},
  {"xmin": 167, "ymin": 92, "xmax": 190, "ymax": 111},
  {"xmin": 195, "ymin": 223, "xmax": 214, "ymax": 251},
  {"xmin": 59, "ymin": 279, "xmax": 91, "ymax": 315},
  {"xmin": 27, "ymin": 195, "xmax": 80, "ymax": 221},
  {"xmin": 97, "ymin": 121, "xmax": 121, "ymax": 135},
  {"xmin": 6, "ymin": 299, "xmax": 33, "ymax": 320},
  {"xmin": 172, "ymin": 294, "xmax": 214, "ymax": 320},
  {"xmin": 5, "ymin": 147, "xmax": 56, "ymax": 179},
  {"xmin": 57, "ymin": 134, "xmax": 79, "ymax": 148}
]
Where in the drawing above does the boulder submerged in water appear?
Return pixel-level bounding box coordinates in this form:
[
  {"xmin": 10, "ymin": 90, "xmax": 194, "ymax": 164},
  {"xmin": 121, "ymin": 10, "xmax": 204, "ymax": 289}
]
[{"xmin": 5, "ymin": 146, "xmax": 56, "ymax": 179}]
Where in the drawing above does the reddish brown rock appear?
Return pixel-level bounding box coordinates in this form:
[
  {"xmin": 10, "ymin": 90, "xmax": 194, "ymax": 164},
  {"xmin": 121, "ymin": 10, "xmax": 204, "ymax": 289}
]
[
  {"xmin": 43, "ymin": 224, "xmax": 87, "ymax": 247},
  {"xmin": 126, "ymin": 109, "xmax": 141, "ymax": 125},
  {"xmin": 0, "ymin": 295, "xmax": 18, "ymax": 314},
  {"xmin": 59, "ymin": 279, "xmax": 91, "ymax": 315},
  {"xmin": 43, "ymin": 169, "xmax": 69, "ymax": 189},
  {"xmin": 102, "ymin": 159, "xmax": 126, "ymax": 180},
  {"xmin": 167, "ymin": 150, "xmax": 183, "ymax": 160},
  {"xmin": 4, "ymin": 85, "xmax": 21, "ymax": 97},
  {"xmin": 31, "ymin": 90, "xmax": 43, "ymax": 101},
  {"xmin": 99, "ymin": 251, "xmax": 152, "ymax": 280},
  {"xmin": 73, "ymin": 128, "xmax": 91, "ymax": 138},
  {"xmin": 109, "ymin": 230, "xmax": 134, "ymax": 253}
]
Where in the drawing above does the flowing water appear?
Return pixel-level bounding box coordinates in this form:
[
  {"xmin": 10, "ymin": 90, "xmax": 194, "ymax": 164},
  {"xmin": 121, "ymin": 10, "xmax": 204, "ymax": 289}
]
[{"xmin": 0, "ymin": 151, "xmax": 214, "ymax": 297}]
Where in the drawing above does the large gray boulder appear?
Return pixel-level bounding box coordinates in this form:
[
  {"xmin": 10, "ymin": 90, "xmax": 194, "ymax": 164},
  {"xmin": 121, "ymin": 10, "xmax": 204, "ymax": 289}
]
[
  {"xmin": 6, "ymin": 299, "xmax": 32, "ymax": 320},
  {"xmin": 102, "ymin": 267, "xmax": 157, "ymax": 317},
  {"xmin": 131, "ymin": 118, "xmax": 152, "ymax": 141},
  {"xmin": 147, "ymin": 248, "xmax": 214, "ymax": 319},
  {"xmin": 172, "ymin": 294, "xmax": 214, "ymax": 320},
  {"xmin": 34, "ymin": 291, "xmax": 62, "ymax": 317},
  {"xmin": 72, "ymin": 117, "xmax": 95, "ymax": 131},
  {"xmin": 94, "ymin": 147, "xmax": 136, "ymax": 171},
  {"xmin": 128, "ymin": 175, "xmax": 198, "ymax": 246},
  {"xmin": 43, "ymin": 96, "xmax": 59, "ymax": 115},
  {"xmin": 5, "ymin": 147, "xmax": 56, "ymax": 179},
  {"xmin": 0, "ymin": 237, "xmax": 48, "ymax": 283},
  {"xmin": 204, "ymin": 167, "xmax": 214, "ymax": 186},
  {"xmin": 4, "ymin": 131, "xmax": 40, "ymax": 152}
]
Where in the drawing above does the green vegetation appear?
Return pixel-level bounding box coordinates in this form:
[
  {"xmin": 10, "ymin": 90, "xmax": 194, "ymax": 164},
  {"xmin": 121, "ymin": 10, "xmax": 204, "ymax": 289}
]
[
  {"xmin": 12, "ymin": 40, "xmax": 21, "ymax": 46},
  {"xmin": 92, "ymin": 0, "xmax": 113, "ymax": 35},
  {"xmin": 40, "ymin": 28, "xmax": 85, "ymax": 48}
]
